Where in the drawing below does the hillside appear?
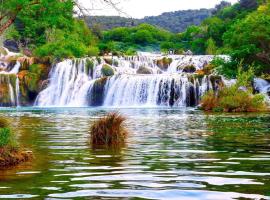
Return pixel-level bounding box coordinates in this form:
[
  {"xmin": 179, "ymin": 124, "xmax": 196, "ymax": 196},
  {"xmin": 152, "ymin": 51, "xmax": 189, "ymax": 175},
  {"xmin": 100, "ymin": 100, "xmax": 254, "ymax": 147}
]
[{"xmin": 86, "ymin": 8, "xmax": 213, "ymax": 33}]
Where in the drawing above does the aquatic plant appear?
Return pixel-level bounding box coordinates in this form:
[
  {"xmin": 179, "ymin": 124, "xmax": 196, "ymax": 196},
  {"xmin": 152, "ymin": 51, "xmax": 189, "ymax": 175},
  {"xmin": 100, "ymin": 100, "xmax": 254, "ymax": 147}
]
[
  {"xmin": 0, "ymin": 118, "xmax": 31, "ymax": 168},
  {"xmin": 89, "ymin": 112, "xmax": 128, "ymax": 147}
]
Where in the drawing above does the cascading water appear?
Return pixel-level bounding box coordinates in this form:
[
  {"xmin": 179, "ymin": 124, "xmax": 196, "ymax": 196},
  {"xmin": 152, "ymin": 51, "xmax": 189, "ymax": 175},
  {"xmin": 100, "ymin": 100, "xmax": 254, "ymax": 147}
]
[
  {"xmin": 103, "ymin": 74, "xmax": 216, "ymax": 107},
  {"xmin": 35, "ymin": 54, "xmax": 226, "ymax": 107},
  {"xmin": 0, "ymin": 48, "xmax": 21, "ymax": 107},
  {"xmin": 254, "ymin": 78, "xmax": 270, "ymax": 102},
  {"xmin": 34, "ymin": 59, "xmax": 101, "ymax": 107}
]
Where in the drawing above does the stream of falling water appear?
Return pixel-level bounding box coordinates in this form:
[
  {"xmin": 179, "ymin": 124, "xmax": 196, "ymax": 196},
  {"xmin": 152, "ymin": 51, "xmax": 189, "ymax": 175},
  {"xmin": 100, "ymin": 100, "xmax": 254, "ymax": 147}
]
[{"xmin": 34, "ymin": 55, "xmax": 226, "ymax": 107}]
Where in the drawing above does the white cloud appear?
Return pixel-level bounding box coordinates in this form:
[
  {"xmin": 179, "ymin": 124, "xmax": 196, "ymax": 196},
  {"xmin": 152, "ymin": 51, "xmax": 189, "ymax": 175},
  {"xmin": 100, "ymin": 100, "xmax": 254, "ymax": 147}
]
[{"xmin": 79, "ymin": 0, "xmax": 239, "ymax": 18}]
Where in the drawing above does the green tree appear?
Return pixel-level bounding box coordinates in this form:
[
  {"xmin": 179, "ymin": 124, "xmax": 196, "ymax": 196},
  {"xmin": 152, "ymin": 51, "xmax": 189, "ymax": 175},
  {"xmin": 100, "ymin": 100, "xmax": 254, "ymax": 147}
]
[{"xmin": 206, "ymin": 38, "xmax": 217, "ymax": 55}]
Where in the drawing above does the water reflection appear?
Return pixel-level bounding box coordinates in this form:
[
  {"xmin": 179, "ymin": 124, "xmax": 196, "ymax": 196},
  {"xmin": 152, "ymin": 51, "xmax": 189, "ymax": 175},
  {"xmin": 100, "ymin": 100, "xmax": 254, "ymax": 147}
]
[{"xmin": 0, "ymin": 108, "xmax": 269, "ymax": 199}]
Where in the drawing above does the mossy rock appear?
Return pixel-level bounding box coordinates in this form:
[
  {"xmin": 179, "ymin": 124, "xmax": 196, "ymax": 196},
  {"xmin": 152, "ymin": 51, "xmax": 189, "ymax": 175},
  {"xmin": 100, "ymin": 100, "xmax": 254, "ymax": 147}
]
[
  {"xmin": 136, "ymin": 66, "xmax": 153, "ymax": 74},
  {"xmin": 0, "ymin": 85, "xmax": 13, "ymax": 106},
  {"xmin": 85, "ymin": 59, "xmax": 94, "ymax": 77},
  {"xmin": 18, "ymin": 70, "xmax": 40, "ymax": 103},
  {"xmin": 0, "ymin": 74, "xmax": 17, "ymax": 106},
  {"xmin": 104, "ymin": 58, "xmax": 113, "ymax": 65},
  {"xmin": 101, "ymin": 64, "xmax": 114, "ymax": 77},
  {"xmin": 90, "ymin": 77, "xmax": 108, "ymax": 106},
  {"xmin": 96, "ymin": 57, "xmax": 101, "ymax": 64},
  {"xmin": 182, "ymin": 65, "xmax": 196, "ymax": 73},
  {"xmin": 0, "ymin": 47, "xmax": 8, "ymax": 56},
  {"xmin": 156, "ymin": 57, "xmax": 173, "ymax": 70},
  {"xmin": 29, "ymin": 63, "xmax": 50, "ymax": 80},
  {"xmin": 112, "ymin": 59, "xmax": 119, "ymax": 67}
]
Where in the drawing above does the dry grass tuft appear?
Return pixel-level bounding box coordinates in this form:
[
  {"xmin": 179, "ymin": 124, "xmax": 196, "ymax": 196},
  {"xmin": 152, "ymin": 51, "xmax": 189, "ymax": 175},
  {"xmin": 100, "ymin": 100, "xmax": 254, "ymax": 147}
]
[
  {"xmin": 90, "ymin": 112, "xmax": 128, "ymax": 147},
  {"xmin": 0, "ymin": 118, "xmax": 8, "ymax": 128}
]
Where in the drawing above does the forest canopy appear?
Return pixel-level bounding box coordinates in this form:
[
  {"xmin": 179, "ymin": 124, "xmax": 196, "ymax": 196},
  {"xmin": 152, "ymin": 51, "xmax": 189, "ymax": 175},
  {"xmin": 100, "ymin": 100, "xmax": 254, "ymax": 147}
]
[{"xmin": 1, "ymin": 0, "xmax": 269, "ymax": 77}]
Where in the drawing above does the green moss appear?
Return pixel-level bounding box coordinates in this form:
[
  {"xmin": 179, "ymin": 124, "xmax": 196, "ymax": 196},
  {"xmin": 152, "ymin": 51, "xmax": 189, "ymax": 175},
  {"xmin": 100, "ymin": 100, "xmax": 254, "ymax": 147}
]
[
  {"xmin": 101, "ymin": 64, "xmax": 114, "ymax": 77},
  {"xmin": 24, "ymin": 72, "xmax": 39, "ymax": 92},
  {"xmin": 0, "ymin": 47, "xmax": 8, "ymax": 56},
  {"xmin": 29, "ymin": 64, "xmax": 41, "ymax": 74},
  {"xmin": 96, "ymin": 57, "xmax": 101, "ymax": 64},
  {"xmin": 85, "ymin": 59, "xmax": 94, "ymax": 75}
]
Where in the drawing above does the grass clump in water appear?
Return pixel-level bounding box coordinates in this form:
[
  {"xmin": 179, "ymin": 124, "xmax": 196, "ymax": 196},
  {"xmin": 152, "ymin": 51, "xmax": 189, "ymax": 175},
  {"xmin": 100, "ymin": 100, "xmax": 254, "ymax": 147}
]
[
  {"xmin": 89, "ymin": 112, "xmax": 128, "ymax": 148},
  {"xmin": 0, "ymin": 118, "xmax": 32, "ymax": 168}
]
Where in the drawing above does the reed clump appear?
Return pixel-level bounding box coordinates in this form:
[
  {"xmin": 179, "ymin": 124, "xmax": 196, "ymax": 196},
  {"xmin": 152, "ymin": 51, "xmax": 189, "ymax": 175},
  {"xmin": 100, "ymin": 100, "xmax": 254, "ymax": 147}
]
[
  {"xmin": 89, "ymin": 112, "xmax": 128, "ymax": 147},
  {"xmin": 0, "ymin": 118, "xmax": 32, "ymax": 168}
]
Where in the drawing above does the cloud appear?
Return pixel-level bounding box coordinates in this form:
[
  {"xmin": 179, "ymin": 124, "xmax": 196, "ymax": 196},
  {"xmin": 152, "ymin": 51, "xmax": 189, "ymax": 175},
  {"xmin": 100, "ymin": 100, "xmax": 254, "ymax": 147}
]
[{"xmin": 78, "ymin": 0, "xmax": 239, "ymax": 18}]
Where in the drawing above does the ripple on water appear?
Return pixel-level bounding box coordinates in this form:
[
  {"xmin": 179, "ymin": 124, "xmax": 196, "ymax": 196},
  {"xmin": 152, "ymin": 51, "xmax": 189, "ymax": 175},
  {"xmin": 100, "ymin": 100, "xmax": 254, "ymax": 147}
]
[{"xmin": 0, "ymin": 108, "xmax": 269, "ymax": 199}]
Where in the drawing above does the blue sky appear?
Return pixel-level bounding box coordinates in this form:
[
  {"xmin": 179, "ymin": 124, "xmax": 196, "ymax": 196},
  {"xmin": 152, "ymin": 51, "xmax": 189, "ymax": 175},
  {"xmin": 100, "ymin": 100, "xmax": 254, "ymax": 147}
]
[{"xmin": 79, "ymin": 0, "xmax": 239, "ymax": 18}]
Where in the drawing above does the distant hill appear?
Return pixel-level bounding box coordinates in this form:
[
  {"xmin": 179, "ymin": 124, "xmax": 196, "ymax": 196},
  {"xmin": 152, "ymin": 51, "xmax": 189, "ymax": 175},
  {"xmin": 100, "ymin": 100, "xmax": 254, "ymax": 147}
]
[{"xmin": 85, "ymin": 9, "xmax": 213, "ymax": 33}]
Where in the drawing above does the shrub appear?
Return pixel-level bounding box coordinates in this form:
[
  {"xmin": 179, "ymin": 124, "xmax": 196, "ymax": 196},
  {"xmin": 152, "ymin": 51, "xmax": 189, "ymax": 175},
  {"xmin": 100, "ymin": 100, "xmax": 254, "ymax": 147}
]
[
  {"xmin": 101, "ymin": 64, "xmax": 114, "ymax": 77},
  {"xmin": 201, "ymin": 85, "xmax": 267, "ymax": 112},
  {"xmin": 89, "ymin": 112, "xmax": 128, "ymax": 147},
  {"xmin": 87, "ymin": 47, "xmax": 100, "ymax": 57}
]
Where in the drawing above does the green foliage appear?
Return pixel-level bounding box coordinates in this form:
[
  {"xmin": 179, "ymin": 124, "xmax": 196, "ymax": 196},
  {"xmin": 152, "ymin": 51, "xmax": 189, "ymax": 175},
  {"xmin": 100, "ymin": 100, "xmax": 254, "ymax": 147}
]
[
  {"xmin": 222, "ymin": 3, "xmax": 270, "ymax": 73},
  {"xmin": 0, "ymin": 118, "xmax": 17, "ymax": 149},
  {"xmin": 86, "ymin": 9, "xmax": 212, "ymax": 33},
  {"xmin": 206, "ymin": 38, "xmax": 217, "ymax": 55},
  {"xmin": 173, "ymin": 0, "xmax": 268, "ymax": 75},
  {"xmin": 0, "ymin": 128, "xmax": 11, "ymax": 147},
  {"xmin": 101, "ymin": 23, "xmax": 174, "ymax": 53},
  {"xmin": 211, "ymin": 57, "xmax": 238, "ymax": 78},
  {"xmin": 201, "ymin": 85, "xmax": 267, "ymax": 112},
  {"xmin": 236, "ymin": 63, "xmax": 255, "ymax": 88},
  {"xmin": 101, "ymin": 64, "xmax": 114, "ymax": 77},
  {"xmin": 3, "ymin": 1, "xmax": 98, "ymax": 60}
]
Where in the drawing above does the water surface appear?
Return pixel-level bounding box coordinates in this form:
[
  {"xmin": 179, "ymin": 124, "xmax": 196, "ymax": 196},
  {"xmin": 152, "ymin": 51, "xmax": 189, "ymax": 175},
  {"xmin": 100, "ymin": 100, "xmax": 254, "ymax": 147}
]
[{"xmin": 0, "ymin": 107, "xmax": 269, "ymax": 199}]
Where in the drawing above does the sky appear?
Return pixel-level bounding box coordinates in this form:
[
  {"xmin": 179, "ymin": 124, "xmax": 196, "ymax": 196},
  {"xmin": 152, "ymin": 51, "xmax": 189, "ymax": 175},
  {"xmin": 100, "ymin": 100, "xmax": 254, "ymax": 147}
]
[{"xmin": 78, "ymin": 0, "xmax": 239, "ymax": 18}]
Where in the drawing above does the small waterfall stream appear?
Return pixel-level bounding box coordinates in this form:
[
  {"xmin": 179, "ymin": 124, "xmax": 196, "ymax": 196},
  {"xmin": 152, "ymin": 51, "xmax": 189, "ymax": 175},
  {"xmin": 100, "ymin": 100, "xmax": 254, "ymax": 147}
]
[{"xmin": 34, "ymin": 54, "xmax": 226, "ymax": 107}]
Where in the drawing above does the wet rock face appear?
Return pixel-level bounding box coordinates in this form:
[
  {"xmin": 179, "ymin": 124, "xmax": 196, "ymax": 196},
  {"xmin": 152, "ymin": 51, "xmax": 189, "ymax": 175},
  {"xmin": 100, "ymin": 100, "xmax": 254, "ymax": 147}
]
[
  {"xmin": 137, "ymin": 66, "xmax": 153, "ymax": 74},
  {"xmin": 3, "ymin": 40, "xmax": 19, "ymax": 53},
  {"xmin": 156, "ymin": 57, "xmax": 173, "ymax": 71},
  {"xmin": 102, "ymin": 64, "xmax": 114, "ymax": 77},
  {"xmin": 0, "ymin": 74, "xmax": 17, "ymax": 107},
  {"xmin": 182, "ymin": 65, "xmax": 196, "ymax": 73},
  {"xmin": 17, "ymin": 62, "xmax": 51, "ymax": 105},
  {"xmin": 89, "ymin": 77, "xmax": 108, "ymax": 106}
]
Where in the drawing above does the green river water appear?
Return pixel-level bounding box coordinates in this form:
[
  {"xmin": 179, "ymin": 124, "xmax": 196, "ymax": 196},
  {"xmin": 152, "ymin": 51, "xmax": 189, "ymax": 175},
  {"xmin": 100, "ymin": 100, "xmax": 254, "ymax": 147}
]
[{"xmin": 0, "ymin": 107, "xmax": 269, "ymax": 199}]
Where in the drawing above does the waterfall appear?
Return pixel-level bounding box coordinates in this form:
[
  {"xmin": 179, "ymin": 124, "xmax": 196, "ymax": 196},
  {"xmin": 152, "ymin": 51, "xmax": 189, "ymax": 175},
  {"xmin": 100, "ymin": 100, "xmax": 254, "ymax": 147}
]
[
  {"xmin": 35, "ymin": 54, "xmax": 227, "ymax": 107},
  {"xmin": 254, "ymin": 78, "xmax": 270, "ymax": 101},
  {"xmin": 103, "ymin": 74, "xmax": 215, "ymax": 107},
  {"xmin": 16, "ymin": 76, "xmax": 20, "ymax": 107},
  {"xmin": 34, "ymin": 59, "xmax": 100, "ymax": 107}
]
